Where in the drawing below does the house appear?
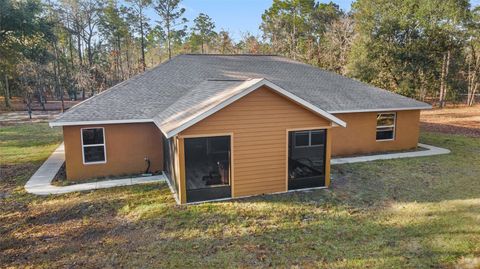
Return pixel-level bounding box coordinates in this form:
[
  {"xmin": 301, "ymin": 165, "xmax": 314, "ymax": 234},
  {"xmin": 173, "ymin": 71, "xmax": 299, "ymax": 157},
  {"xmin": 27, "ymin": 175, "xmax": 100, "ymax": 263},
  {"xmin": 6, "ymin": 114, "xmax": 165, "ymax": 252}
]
[{"xmin": 50, "ymin": 54, "xmax": 431, "ymax": 204}]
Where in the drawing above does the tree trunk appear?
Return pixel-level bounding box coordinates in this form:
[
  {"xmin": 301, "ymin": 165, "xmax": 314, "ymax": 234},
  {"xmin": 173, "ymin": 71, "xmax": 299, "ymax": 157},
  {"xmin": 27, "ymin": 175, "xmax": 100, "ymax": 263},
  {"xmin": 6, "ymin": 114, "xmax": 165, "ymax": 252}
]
[
  {"xmin": 126, "ymin": 38, "xmax": 131, "ymax": 78},
  {"xmin": 77, "ymin": 33, "xmax": 83, "ymax": 67},
  {"xmin": 27, "ymin": 100, "xmax": 32, "ymax": 119},
  {"xmin": 118, "ymin": 36, "xmax": 124, "ymax": 80},
  {"xmin": 467, "ymin": 50, "xmax": 479, "ymax": 106},
  {"xmin": 140, "ymin": 11, "xmax": 146, "ymax": 71},
  {"xmin": 419, "ymin": 70, "xmax": 427, "ymax": 101},
  {"xmin": 53, "ymin": 40, "xmax": 65, "ymax": 112},
  {"xmin": 69, "ymin": 32, "xmax": 75, "ymax": 66},
  {"xmin": 167, "ymin": 14, "xmax": 172, "ymax": 60},
  {"xmin": 439, "ymin": 50, "xmax": 450, "ymax": 108},
  {"xmin": 3, "ymin": 73, "xmax": 11, "ymax": 108},
  {"xmin": 292, "ymin": 5, "xmax": 297, "ymax": 60},
  {"xmin": 167, "ymin": 29, "xmax": 172, "ymax": 59},
  {"xmin": 39, "ymin": 84, "xmax": 46, "ymax": 111},
  {"xmin": 469, "ymin": 83, "xmax": 478, "ymax": 106},
  {"xmin": 444, "ymin": 50, "xmax": 451, "ymax": 106},
  {"xmin": 87, "ymin": 37, "xmax": 93, "ymax": 67}
]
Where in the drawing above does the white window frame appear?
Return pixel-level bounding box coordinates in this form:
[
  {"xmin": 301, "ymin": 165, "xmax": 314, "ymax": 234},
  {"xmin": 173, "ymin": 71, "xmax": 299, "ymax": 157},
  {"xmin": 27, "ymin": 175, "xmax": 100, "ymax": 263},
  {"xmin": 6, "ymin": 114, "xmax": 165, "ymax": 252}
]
[
  {"xmin": 294, "ymin": 130, "xmax": 324, "ymax": 148},
  {"xmin": 376, "ymin": 112, "xmax": 396, "ymax": 141},
  {"xmin": 81, "ymin": 127, "xmax": 107, "ymax": 165}
]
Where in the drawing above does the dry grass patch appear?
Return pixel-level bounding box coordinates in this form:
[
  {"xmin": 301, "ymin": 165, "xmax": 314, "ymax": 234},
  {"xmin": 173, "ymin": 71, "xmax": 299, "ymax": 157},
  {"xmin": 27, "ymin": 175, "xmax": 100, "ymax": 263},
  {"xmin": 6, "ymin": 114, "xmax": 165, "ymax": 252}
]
[{"xmin": 420, "ymin": 104, "xmax": 480, "ymax": 137}]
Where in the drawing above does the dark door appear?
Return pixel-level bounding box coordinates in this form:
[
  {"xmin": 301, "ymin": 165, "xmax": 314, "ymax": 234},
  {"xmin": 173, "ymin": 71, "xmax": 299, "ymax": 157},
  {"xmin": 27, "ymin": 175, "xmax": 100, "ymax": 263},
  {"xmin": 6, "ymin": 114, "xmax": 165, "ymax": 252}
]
[
  {"xmin": 184, "ymin": 136, "xmax": 231, "ymax": 203},
  {"xmin": 288, "ymin": 129, "xmax": 326, "ymax": 190}
]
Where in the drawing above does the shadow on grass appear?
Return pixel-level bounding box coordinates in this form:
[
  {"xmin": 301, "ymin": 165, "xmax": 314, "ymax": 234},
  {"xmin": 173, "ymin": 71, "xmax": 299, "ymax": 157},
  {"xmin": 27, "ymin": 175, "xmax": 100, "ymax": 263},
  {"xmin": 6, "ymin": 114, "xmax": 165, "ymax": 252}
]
[
  {"xmin": 2, "ymin": 178, "xmax": 479, "ymax": 268},
  {"xmin": 6, "ymin": 193, "xmax": 477, "ymax": 268}
]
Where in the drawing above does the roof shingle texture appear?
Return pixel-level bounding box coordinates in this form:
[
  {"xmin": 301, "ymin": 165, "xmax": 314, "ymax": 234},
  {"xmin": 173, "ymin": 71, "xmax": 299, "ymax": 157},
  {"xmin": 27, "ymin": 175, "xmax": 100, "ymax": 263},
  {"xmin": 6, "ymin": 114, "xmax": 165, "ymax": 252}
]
[{"xmin": 54, "ymin": 54, "xmax": 430, "ymax": 123}]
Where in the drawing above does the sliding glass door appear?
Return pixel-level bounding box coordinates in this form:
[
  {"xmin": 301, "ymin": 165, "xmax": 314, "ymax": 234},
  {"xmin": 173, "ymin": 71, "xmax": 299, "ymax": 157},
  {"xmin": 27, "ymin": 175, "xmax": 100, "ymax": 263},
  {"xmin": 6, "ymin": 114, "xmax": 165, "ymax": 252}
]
[
  {"xmin": 288, "ymin": 129, "xmax": 326, "ymax": 190},
  {"xmin": 184, "ymin": 136, "xmax": 231, "ymax": 203}
]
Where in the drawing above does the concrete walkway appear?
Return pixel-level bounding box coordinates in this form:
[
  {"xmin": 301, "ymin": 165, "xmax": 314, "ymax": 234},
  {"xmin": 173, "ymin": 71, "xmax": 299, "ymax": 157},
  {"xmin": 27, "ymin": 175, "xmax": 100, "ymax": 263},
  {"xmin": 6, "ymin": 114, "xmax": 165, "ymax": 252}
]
[
  {"xmin": 25, "ymin": 143, "xmax": 166, "ymax": 196},
  {"xmin": 331, "ymin": 143, "xmax": 450, "ymax": 165},
  {"xmin": 26, "ymin": 142, "xmax": 449, "ymax": 195}
]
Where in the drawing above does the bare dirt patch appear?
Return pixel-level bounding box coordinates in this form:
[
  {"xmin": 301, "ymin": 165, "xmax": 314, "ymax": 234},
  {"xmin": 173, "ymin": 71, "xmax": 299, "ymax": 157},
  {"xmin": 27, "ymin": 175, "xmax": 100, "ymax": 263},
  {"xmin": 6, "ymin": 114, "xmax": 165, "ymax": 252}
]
[{"xmin": 420, "ymin": 104, "xmax": 480, "ymax": 137}]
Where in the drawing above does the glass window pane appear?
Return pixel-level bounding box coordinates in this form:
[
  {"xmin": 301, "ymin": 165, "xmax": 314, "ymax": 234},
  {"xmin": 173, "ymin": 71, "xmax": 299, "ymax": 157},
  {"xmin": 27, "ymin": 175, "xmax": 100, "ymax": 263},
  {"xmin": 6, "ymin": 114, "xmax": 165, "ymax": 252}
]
[
  {"xmin": 84, "ymin": 146, "xmax": 105, "ymax": 163},
  {"xmin": 82, "ymin": 128, "xmax": 104, "ymax": 145},
  {"xmin": 376, "ymin": 127, "xmax": 394, "ymax": 140},
  {"xmin": 311, "ymin": 131, "xmax": 325, "ymax": 146},
  {"xmin": 294, "ymin": 132, "xmax": 309, "ymax": 147},
  {"xmin": 377, "ymin": 113, "xmax": 395, "ymax": 126}
]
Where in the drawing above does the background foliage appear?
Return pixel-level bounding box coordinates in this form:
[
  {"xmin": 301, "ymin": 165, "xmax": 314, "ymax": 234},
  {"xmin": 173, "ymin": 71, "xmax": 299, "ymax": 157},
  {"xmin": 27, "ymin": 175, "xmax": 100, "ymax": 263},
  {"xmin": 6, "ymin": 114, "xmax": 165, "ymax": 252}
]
[{"xmin": 0, "ymin": 0, "xmax": 479, "ymax": 109}]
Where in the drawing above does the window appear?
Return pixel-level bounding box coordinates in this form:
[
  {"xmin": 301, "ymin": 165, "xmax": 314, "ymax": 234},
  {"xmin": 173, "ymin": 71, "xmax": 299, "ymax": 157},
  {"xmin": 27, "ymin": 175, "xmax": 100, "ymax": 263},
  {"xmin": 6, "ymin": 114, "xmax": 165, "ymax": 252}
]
[
  {"xmin": 81, "ymin": 128, "xmax": 106, "ymax": 164},
  {"xmin": 294, "ymin": 130, "xmax": 325, "ymax": 147},
  {"xmin": 376, "ymin": 113, "xmax": 396, "ymax": 141}
]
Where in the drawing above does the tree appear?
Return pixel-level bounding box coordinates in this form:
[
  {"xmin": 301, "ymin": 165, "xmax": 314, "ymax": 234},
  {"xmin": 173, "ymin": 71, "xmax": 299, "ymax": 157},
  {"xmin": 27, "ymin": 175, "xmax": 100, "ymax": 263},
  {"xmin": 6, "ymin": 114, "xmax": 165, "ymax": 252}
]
[
  {"xmin": 145, "ymin": 25, "xmax": 166, "ymax": 64},
  {"xmin": 100, "ymin": 0, "xmax": 130, "ymax": 82},
  {"xmin": 349, "ymin": 0, "xmax": 470, "ymax": 103},
  {"xmin": 0, "ymin": 0, "xmax": 53, "ymax": 108},
  {"xmin": 79, "ymin": 0, "xmax": 103, "ymax": 68},
  {"xmin": 261, "ymin": 0, "xmax": 340, "ymax": 61},
  {"xmin": 125, "ymin": 0, "xmax": 151, "ymax": 70},
  {"xmin": 191, "ymin": 13, "xmax": 216, "ymax": 53},
  {"xmin": 153, "ymin": 0, "xmax": 187, "ymax": 59},
  {"xmin": 215, "ymin": 30, "xmax": 235, "ymax": 54},
  {"xmin": 261, "ymin": 0, "xmax": 314, "ymax": 59},
  {"xmin": 465, "ymin": 6, "xmax": 480, "ymax": 106},
  {"xmin": 318, "ymin": 14, "xmax": 355, "ymax": 75}
]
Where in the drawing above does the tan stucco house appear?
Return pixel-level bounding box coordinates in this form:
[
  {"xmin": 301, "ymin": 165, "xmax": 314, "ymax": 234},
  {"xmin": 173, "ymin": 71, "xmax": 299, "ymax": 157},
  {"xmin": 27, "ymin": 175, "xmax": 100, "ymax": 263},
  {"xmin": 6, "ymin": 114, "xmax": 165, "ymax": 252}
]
[{"xmin": 50, "ymin": 54, "xmax": 431, "ymax": 204}]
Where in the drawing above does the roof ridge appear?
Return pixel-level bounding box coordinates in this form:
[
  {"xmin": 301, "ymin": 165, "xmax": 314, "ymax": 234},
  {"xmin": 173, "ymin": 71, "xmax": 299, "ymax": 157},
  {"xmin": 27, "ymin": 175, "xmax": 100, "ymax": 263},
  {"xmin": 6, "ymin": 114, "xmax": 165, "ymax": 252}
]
[
  {"xmin": 206, "ymin": 78, "xmax": 261, "ymax": 81},
  {"xmin": 182, "ymin": 53, "xmax": 279, "ymax": 57}
]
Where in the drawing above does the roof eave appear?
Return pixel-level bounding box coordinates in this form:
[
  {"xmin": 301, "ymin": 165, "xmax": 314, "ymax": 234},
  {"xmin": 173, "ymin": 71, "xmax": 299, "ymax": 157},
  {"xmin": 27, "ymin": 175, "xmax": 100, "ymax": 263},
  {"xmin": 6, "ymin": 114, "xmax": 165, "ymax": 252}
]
[
  {"xmin": 49, "ymin": 119, "xmax": 155, "ymax": 127},
  {"xmin": 329, "ymin": 105, "xmax": 432, "ymax": 114}
]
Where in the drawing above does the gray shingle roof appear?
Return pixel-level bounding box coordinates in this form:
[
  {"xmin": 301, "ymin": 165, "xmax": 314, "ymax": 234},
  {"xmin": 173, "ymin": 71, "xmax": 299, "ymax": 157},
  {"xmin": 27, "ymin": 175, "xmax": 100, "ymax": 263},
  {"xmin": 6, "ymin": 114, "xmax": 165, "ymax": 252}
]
[{"xmin": 52, "ymin": 54, "xmax": 430, "ymax": 126}]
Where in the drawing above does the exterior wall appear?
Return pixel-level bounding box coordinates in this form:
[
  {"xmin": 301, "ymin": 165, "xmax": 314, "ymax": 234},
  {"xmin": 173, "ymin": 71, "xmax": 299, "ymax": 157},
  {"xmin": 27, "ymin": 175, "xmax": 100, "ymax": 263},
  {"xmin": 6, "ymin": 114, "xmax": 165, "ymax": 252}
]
[
  {"xmin": 63, "ymin": 123, "xmax": 163, "ymax": 180},
  {"xmin": 330, "ymin": 110, "xmax": 421, "ymax": 156},
  {"xmin": 179, "ymin": 86, "xmax": 333, "ymax": 199}
]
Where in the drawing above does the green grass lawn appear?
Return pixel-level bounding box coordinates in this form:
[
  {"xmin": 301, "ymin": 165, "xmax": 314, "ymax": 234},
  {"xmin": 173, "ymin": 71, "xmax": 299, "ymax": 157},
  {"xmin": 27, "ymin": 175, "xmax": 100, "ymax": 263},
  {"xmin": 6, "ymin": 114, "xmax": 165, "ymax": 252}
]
[{"xmin": 1, "ymin": 123, "xmax": 479, "ymax": 268}]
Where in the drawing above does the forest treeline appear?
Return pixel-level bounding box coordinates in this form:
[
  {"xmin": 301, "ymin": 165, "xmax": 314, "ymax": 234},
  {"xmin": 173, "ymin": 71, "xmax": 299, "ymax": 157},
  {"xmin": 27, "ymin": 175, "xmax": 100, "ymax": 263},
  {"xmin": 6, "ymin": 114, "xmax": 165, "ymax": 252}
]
[{"xmin": 0, "ymin": 0, "xmax": 479, "ymax": 112}]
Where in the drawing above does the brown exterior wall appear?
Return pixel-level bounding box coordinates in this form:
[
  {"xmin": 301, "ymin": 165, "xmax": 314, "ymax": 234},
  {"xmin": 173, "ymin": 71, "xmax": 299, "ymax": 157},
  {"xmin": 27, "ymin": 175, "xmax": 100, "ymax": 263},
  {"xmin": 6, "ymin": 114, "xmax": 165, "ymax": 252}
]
[
  {"xmin": 63, "ymin": 123, "xmax": 163, "ymax": 180},
  {"xmin": 330, "ymin": 110, "xmax": 421, "ymax": 156},
  {"xmin": 179, "ymin": 86, "xmax": 333, "ymax": 199}
]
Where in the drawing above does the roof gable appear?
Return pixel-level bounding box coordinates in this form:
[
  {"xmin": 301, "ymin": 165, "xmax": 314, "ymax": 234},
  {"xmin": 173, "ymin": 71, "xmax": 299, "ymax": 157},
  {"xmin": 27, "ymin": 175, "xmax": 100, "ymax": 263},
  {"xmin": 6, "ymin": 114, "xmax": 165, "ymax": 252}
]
[{"xmin": 156, "ymin": 78, "xmax": 346, "ymax": 138}]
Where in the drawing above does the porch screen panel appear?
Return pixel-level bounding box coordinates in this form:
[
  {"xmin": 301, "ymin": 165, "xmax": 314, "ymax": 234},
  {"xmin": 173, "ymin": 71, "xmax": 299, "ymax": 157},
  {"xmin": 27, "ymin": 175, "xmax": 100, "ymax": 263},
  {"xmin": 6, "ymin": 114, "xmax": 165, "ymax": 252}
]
[
  {"xmin": 184, "ymin": 136, "xmax": 230, "ymax": 191},
  {"xmin": 288, "ymin": 129, "xmax": 326, "ymax": 189},
  {"xmin": 163, "ymin": 136, "xmax": 178, "ymax": 193}
]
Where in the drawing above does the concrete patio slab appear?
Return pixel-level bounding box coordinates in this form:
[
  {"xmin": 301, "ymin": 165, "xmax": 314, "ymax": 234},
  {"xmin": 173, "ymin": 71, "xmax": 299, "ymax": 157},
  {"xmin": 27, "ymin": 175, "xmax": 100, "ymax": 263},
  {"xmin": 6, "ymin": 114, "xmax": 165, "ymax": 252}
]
[
  {"xmin": 25, "ymin": 143, "xmax": 166, "ymax": 196},
  {"xmin": 331, "ymin": 143, "xmax": 450, "ymax": 165}
]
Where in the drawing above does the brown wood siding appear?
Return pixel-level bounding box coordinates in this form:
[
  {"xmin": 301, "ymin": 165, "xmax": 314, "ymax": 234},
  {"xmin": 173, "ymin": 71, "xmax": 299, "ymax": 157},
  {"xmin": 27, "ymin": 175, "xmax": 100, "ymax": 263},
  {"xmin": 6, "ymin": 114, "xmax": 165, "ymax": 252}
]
[
  {"xmin": 330, "ymin": 110, "xmax": 421, "ymax": 156},
  {"xmin": 63, "ymin": 123, "xmax": 163, "ymax": 180},
  {"xmin": 179, "ymin": 86, "xmax": 332, "ymax": 198}
]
